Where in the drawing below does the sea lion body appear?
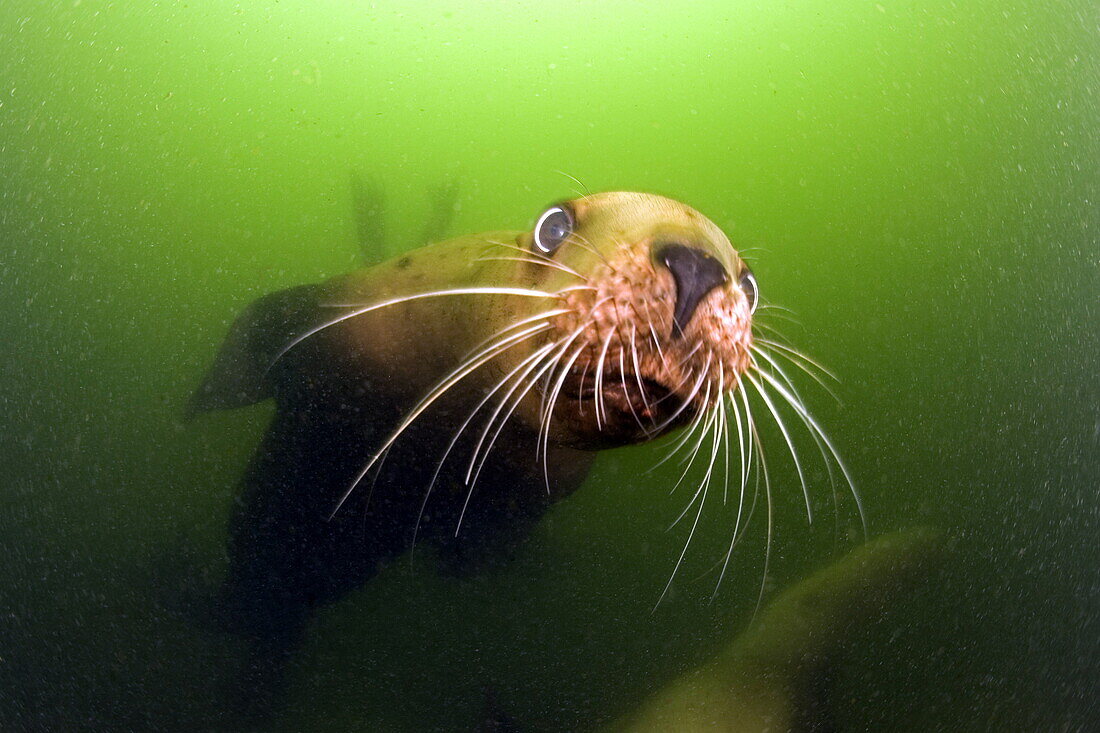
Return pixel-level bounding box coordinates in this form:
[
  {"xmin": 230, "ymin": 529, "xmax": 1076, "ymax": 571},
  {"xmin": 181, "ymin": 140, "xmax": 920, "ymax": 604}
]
[
  {"xmin": 199, "ymin": 235, "xmax": 597, "ymax": 641},
  {"xmin": 190, "ymin": 193, "xmax": 760, "ymax": 704}
]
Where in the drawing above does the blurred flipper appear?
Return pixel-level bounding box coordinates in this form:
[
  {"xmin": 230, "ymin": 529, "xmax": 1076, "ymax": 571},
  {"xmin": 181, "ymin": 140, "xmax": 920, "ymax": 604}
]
[
  {"xmin": 420, "ymin": 178, "xmax": 460, "ymax": 245},
  {"xmin": 350, "ymin": 172, "xmax": 387, "ymax": 264}
]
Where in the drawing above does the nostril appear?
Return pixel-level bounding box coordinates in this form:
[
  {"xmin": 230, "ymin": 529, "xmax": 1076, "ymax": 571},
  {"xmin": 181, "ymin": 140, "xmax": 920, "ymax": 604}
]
[{"xmin": 655, "ymin": 243, "xmax": 729, "ymax": 338}]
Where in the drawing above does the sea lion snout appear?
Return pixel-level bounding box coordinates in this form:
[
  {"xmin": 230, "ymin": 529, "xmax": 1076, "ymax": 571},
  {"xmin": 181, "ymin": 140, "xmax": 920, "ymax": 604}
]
[
  {"xmin": 525, "ymin": 193, "xmax": 758, "ymax": 446},
  {"xmin": 654, "ymin": 243, "xmax": 729, "ymax": 338}
]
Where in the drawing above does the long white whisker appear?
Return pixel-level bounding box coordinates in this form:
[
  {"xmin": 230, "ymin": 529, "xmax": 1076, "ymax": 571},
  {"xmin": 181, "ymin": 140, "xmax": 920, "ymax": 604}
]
[
  {"xmin": 593, "ymin": 327, "xmax": 616, "ymax": 428},
  {"xmin": 752, "ymin": 426, "xmax": 774, "ymax": 620},
  {"xmin": 618, "ymin": 347, "xmax": 647, "ymax": 431},
  {"xmin": 459, "ymin": 308, "xmax": 572, "ymax": 358},
  {"xmin": 732, "ymin": 382, "xmax": 756, "ymax": 540},
  {"xmin": 454, "ymin": 338, "xmax": 576, "ymax": 536},
  {"xmin": 753, "ymin": 337, "xmax": 839, "ymax": 382},
  {"xmin": 712, "ymin": 419, "xmax": 771, "ymax": 609},
  {"xmin": 668, "ymin": 380, "xmax": 715, "ymax": 495},
  {"xmin": 729, "ymin": 383, "xmax": 748, "ymax": 509},
  {"xmin": 751, "ymin": 319, "xmax": 800, "ymax": 340},
  {"xmin": 670, "ymin": 372, "xmax": 722, "ymax": 524},
  {"xmin": 752, "ymin": 347, "xmax": 809, "ymax": 409},
  {"xmin": 466, "ymin": 326, "xmax": 586, "ymax": 486},
  {"xmin": 752, "ymin": 343, "xmax": 841, "ymax": 405},
  {"xmin": 648, "ymin": 350, "xmax": 712, "ymax": 435},
  {"xmin": 753, "ymin": 303, "xmax": 802, "ymax": 325},
  {"xmin": 484, "ymin": 239, "xmax": 588, "ymax": 280},
  {"xmin": 271, "ymin": 287, "xmax": 558, "ymax": 371},
  {"xmin": 745, "ymin": 371, "xmax": 813, "ymax": 525},
  {"xmin": 331, "ymin": 321, "xmax": 551, "ymax": 518},
  {"xmin": 640, "ymin": 298, "xmax": 667, "ymax": 365},
  {"xmin": 569, "ymin": 230, "xmax": 610, "ymax": 265},
  {"xmin": 576, "ymin": 359, "xmax": 591, "ymax": 414},
  {"xmin": 665, "ymin": 388, "xmax": 712, "ymax": 473},
  {"xmin": 751, "ymin": 347, "xmax": 839, "ymax": 497},
  {"xmin": 754, "ymin": 369, "xmax": 865, "ymax": 535},
  {"xmin": 538, "ymin": 342, "xmax": 589, "ymax": 492},
  {"xmin": 531, "ymin": 296, "xmax": 611, "ymax": 461},
  {"xmin": 389, "ymin": 312, "xmax": 564, "ymax": 490},
  {"xmin": 645, "ymin": 367, "xmax": 708, "ymax": 474},
  {"xmin": 754, "ymin": 301, "xmax": 796, "ymax": 314},
  {"xmin": 553, "ymin": 169, "xmax": 592, "ymax": 197},
  {"xmin": 628, "ymin": 324, "xmax": 653, "ymax": 421},
  {"xmin": 656, "ymin": 393, "xmax": 723, "ymax": 609},
  {"xmin": 474, "ymin": 255, "xmax": 587, "ymax": 280},
  {"xmin": 718, "ymin": 372, "xmax": 731, "ymax": 505},
  {"xmin": 412, "ymin": 338, "xmax": 562, "ymax": 549},
  {"xmin": 458, "ymin": 329, "xmax": 589, "ymax": 535}
]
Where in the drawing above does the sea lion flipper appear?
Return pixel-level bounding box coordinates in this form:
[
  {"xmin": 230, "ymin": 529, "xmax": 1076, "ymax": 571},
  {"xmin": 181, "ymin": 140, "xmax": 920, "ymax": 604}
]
[
  {"xmin": 187, "ymin": 283, "xmax": 327, "ymax": 418},
  {"xmin": 350, "ymin": 172, "xmax": 386, "ymax": 264},
  {"xmin": 419, "ymin": 178, "xmax": 459, "ymax": 245}
]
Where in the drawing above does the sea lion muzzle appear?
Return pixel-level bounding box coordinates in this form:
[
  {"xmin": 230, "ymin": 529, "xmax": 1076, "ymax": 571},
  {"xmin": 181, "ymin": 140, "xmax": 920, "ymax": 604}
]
[{"xmin": 655, "ymin": 242, "xmax": 730, "ymax": 339}]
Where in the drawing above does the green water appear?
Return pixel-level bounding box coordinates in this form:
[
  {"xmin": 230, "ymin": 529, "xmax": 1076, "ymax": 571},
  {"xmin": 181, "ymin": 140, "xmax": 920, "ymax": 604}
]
[{"xmin": 2, "ymin": 1, "xmax": 1096, "ymax": 730}]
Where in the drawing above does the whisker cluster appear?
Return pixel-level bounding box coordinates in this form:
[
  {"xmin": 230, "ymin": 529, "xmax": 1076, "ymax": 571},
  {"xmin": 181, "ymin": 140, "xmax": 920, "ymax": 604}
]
[
  {"xmin": 274, "ymin": 246, "xmax": 859, "ymax": 609},
  {"xmin": 648, "ymin": 307, "xmax": 864, "ymax": 611}
]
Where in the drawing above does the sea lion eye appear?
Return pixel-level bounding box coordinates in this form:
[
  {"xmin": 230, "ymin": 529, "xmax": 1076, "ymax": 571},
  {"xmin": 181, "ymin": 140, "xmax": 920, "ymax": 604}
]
[
  {"xmin": 738, "ymin": 267, "xmax": 758, "ymax": 314},
  {"xmin": 533, "ymin": 205, "xmax": 574, "ymax": 254}
]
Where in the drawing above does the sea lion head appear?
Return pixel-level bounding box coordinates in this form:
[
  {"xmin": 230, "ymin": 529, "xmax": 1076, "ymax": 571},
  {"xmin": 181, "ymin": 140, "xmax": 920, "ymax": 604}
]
[{"xmin": 503, "ymin": 192, "xmax": 758, "ymax": 449}]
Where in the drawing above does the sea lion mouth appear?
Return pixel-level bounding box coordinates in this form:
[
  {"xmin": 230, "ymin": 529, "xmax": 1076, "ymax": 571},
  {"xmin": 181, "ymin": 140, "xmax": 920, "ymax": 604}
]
[{"xmin": 561, "ymin": 370, "xmax": 693, "ymax": 430}]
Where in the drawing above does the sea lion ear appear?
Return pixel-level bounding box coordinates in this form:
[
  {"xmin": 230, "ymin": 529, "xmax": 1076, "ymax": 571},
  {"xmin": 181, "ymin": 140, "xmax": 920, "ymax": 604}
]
[{"xmin": 186, "ymin": 284, "xmax": 326, "ymax": 419}]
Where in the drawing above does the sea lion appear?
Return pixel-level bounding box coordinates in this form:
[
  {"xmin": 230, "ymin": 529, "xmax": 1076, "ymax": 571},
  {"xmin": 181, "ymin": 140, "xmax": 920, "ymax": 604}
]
[
  {"xmin": 189, "ymin": 191, "xmax": 845, "ymax": 707},
  {"xmin": 603, "ymin": 527, "xmax": 943, "ymax": 732}
]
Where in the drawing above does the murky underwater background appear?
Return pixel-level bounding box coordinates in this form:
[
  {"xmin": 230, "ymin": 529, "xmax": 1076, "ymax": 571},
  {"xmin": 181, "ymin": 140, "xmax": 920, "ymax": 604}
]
[{"xmin": 2, "ymin": 1, "xmax": 1096, "ymax": 730}]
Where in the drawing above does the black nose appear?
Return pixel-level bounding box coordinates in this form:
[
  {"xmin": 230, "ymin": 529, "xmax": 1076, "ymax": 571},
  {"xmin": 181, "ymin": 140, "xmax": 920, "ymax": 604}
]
[{"xmin": 655, "ymin": 243, "xmax": 729, "ymax": 338}]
